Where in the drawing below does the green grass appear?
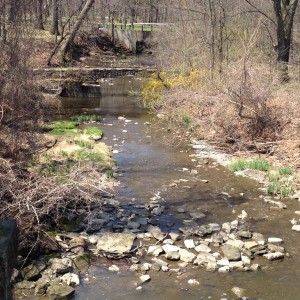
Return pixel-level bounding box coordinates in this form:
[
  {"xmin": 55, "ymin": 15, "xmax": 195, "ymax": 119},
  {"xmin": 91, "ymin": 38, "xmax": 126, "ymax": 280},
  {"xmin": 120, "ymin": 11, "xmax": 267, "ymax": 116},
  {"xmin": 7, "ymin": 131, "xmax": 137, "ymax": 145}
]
[
  {"xmin": 74, "ymin": 140, "xmax": 94, "ymax": 149},
  {"xmin": 84, "ymin": 126, "xmax": 103, "ymax": 139},
  {"xmin": 70, "ymin": 115, "xmax": 102, "ymax": 122},
  {"xmin": 247, "ymin": 159, "xmax": 270, "ymax": 171},
  {"xmin": 229, "ymin": 159, "xmax": 270, "ymax": 172},
  {"xmin": 278, "ymin": 167, "xmax": 293, "ymax": 176},
  {"xmin": 228, "ymin": 159, "xmax": 248, "ymax": 171},
  {"xmin": 105, "ymin": 169, "xmax": 114, "ymax": 178},
  {"xmin": 76, "ymin": 150, "xmax": 104, "ymax": 162},
  {"xmin": 47, "ymin": 121, "xmax": 80, "ymax": 137},
  {"xmin": 182, "ymin": 115, "xmax": 190, "ymax": 125}
]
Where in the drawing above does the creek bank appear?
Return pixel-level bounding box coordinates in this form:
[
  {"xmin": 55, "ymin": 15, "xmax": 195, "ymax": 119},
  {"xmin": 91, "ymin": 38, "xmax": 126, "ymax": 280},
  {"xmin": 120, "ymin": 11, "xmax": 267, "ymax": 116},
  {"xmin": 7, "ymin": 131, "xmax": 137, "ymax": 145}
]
[{"xmin": 191, "ymin": 139, "xmax": 300, "ymax": 235}]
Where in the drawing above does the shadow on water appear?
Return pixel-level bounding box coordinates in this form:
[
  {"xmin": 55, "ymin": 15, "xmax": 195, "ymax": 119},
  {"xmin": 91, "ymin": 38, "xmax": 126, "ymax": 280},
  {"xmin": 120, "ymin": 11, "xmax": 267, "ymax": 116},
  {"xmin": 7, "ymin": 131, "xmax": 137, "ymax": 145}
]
[{"xmin": 47, "ymin": 76, "xmax": 300, "ymax": 300}]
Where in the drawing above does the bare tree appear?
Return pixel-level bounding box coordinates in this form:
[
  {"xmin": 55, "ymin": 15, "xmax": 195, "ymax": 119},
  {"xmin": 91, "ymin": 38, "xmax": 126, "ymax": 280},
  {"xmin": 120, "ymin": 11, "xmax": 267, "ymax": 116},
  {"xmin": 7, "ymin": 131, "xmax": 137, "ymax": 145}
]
[
  {"xmin": 36, "ymin": 0, "xmax": 45, "ymax": 30},
  {"xmin": 61, "ymin": 0, "xmax": 96, "ymax": 62},
  {"xmin": 50, "ymin": 0, "xmax": 60, "ymax": 35}
]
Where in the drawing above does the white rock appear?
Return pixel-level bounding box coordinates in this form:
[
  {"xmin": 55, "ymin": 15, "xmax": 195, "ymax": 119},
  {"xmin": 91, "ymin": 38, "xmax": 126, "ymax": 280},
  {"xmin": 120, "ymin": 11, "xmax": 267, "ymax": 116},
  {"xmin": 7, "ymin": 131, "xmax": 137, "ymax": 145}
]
[
  {"xmin": 188, "ymin": 279, "xmax": 200, "ymax": 286},
  {"xmin": 140, "ymin": 275, "xmax": 151, "ymax": 283},
  {"xmin": 229, "ymin": 261, "xmax": 244, "ymax": 270},
  {"xmin": 184, "ymin": 239, "xmax": 195, "ymax": 249},
  {"xmin": 161, "ymin": 266, "xmax": 169, "ymax": 272},
  {"xmin": 108, "ymin": 265, "xmax": 120, "ymax": 272},
  {"xmin": 244, "ymin": 241, "xmax": 258, "ymax": 250},
  {"xmin": 147, "ymin": 245, "xmax": 164, "ymax": 256},
  {"xmin": 217, "ymin": 258, "xmax": 230, "ymax": 267},
  {"xmin": 61, "ymin": 273, "xmax": 80, "ymax": 286},
  {"xmin": 267, "ymin": 237, "xmax": 284, "ymax": 244},
  {"xmin": 179, "ymin": 249, "xmax": 196, "ymax": 263},
  {"xmin": 218, "ymin": 266, "xmax": 230, "ymax": 273},
  {"xmin": 292, "ymin": 225, "xmax": 300, "ymax": 232},
  {"xmin": 195, "ymin": 244, "xmax": 211, "ymax": 253},
  {"xmin": 263, "ymin": 252, "xmax": 284, "ymax": 261},
  {"xmin": 169, "ymin": 233, "xmax": 180, "ymax": 241},
  {"xmin": 241, "ymin": 255, "xmax": 251, "ymax": 265},
  {"xmin": 231, "ymin": 286, "xmax": 247, "ymax": 298},
  {"xmin": 162, "ymin": 244, "xmax": 180, "ymax": 253},
  {"xmin": 140, "ymin": 263, "xmax": 151, "ymax": 271},
  {"xmin": 226, "ymin": 239, "xmax": 244, "ymax": 250},
  {"xmin": 118, "ymin": 116, "xmax": 126, "ymax": 121},
  {"xmin": 206, "ymin": 261, "xmax": 217, "ymax": 271},
  {"xmin": 238, "ymin": 210, "xmax": 248, "ymax": 220}
]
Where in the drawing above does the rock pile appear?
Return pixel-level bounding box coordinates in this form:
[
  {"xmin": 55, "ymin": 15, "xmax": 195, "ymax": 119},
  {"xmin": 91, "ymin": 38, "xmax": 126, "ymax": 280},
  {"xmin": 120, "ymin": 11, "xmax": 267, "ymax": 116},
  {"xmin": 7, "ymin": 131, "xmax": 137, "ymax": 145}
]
[{"xmin": 14, "ymin": 203, "xmax": 287, "ymax": 297}]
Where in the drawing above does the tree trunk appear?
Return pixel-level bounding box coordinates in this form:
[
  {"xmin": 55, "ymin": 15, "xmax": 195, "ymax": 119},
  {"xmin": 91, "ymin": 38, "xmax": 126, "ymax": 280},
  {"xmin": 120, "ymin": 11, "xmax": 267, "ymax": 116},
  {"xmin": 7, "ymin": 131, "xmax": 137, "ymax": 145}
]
[
  {"xmin": 50, "ymin": 0, "xmax": 60, "ymax": 35},
  {"xmin": 273, "ymin": 0, "xmax": 299, "ymax": 82},
  {"xmin": 36, "ymin": 0, "xmax": 45, "ymax": 30},
  {"xmin": 61, "ymin": 0, "xmax": 95, "ymax": 63}
]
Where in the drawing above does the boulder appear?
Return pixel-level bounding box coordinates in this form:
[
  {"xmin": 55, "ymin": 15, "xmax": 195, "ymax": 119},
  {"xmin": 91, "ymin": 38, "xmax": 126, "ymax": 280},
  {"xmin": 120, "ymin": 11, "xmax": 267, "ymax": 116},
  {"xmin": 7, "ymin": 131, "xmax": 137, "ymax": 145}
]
[
  {"xmin": 47, "ymin": 280, "xmax": 75, "ymax": 299},
  {"xmin": 147, "ymin": 245, "xmax": 163, "ymax": 256},
  {"xmin": 61, "ymin": 273, "xmax": 80, "ymax": 286},
  {"xmin": 49, "ymin": 258, "xmax": 72, "ymax": 275},
  {"xmin": 184, "ymin": 239, "xmax": 195, "ymax": 249},
  {"xmin": 15, "ymin": 280, "xmax": 36, "ymax": 289},
  {"xmin": 69, "ymin": 237, "xmax": 86, "ymax": 256},
  {"xmin": 20, "ymin": 261, "xmax": 47, "ymax": 281},
  {"xmin": 195, "ymin": 244, "xmax": 211, "ymax": 253},
  {"xmin": 194, "ymin": 252, "xmax": 216, "ymax": 266},
  {"xmin": 221, "ymin": 245, "xmax": 241, "ymax": 261},
  {"xmin": 179, "ymin": 249, "xmax": 196, "ymax": 263},
  {"xmin": 96, "ymin": 232, "xmax": 136, "ymax": 254}
]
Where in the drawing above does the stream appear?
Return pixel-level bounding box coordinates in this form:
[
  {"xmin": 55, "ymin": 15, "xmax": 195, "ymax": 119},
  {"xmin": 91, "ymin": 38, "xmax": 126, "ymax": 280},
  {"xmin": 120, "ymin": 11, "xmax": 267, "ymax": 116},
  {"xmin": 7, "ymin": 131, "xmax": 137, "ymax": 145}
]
[{"xmin": 54, "ymin": 76, "xmax": 300, "ymax": 300}]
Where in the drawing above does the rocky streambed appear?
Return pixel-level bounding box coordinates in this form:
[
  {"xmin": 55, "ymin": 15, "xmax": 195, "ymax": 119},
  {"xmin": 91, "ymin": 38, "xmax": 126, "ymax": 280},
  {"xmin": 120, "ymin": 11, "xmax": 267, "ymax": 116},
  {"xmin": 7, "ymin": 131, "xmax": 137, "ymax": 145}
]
[{"xmin": 13, "ymin": 193, "xmax": 288, "ymax": 299}]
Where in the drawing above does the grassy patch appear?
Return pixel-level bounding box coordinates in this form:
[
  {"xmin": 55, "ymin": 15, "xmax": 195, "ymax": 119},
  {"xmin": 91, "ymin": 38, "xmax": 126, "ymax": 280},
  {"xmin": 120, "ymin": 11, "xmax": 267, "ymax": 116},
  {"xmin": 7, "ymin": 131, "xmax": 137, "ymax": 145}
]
[
  {"xmin": 84, "ymin": 126, "xmax": 103, "ymax": 139},
  {"xmin": 74, "ymin": 140, "xmax": 94, "ymax": 149},
  {"xmin": 229, "ymin": 158, "xmax": 296, "ymax": 197},
  {"xmin": 229, "ymin": 159, "xmax": 270, "ymax": 172},
  {"xmin": 278, "ymin": 167, "xmax": 293, "ymax": 176},
  {"xmin": 76, "ymin": 150, "xmax": 104, "ymax": 162},
  {"xmin": 47, "ymin": 121, "xmax": 80, "ymax": 137},
  {"xmin": 70, "ymin": 115, "xmax": 102, "ymax": 122},
  {"xmin": 105, "ymin": 169, "xmax": 114, "ymax": 178}
]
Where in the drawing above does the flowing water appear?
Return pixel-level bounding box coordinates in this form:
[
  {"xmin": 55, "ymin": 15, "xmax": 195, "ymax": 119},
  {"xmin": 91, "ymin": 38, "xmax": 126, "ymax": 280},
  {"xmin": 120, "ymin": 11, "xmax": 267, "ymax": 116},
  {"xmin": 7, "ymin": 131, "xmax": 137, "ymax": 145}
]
[{"xmin": 54, "ymin": 76, "xmax": 300, "ymax": 300}]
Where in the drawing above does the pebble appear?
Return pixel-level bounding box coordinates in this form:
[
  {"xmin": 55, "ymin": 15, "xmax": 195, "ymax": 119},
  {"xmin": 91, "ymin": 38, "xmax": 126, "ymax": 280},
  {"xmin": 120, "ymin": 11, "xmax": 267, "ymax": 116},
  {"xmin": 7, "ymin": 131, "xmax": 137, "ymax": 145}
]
[
  {"xmin": 231, "ymin": 287, "xmax": 247, "ymax": 298},
  {"xmin": 291, "ymin": 223, "xmax": 300, "ymax": 231},
  {"xmin": 140, "ymin": 275, "xmax": 151, "ymax": 283},
  {"xmin": 188, "ymin": 279, "xmax": 200, "ymax": 286},
  {"xmin": 108, "ymin": 265, "xmax": 120, "ymax": 272},
  {"xmin": 268, "ymin": 237, "xmax": 284, "ymax": 244}
]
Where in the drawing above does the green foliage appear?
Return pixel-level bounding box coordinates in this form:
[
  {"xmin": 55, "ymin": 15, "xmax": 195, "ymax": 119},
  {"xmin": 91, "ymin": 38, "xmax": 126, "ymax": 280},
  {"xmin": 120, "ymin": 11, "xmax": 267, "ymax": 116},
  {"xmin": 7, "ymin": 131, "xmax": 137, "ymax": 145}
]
[
  {"xmin": 47, "ymin": 121, "xmax": 80, "ymax": 137},
  {"xmin": 74, "ymin": 140, "xmax": 94, "ymax": 149},
  {"xmin": 228, "ymin": 159, "xmax": 248, "ymax": 171},
  {"xmin": 76, "ymin": 150, "xmax": 104, "ymax": 162},
  {"xmin": 70, "ymin": 115, "xmax": 102, "ymax": 122},
  {"xmin": 278, "ymin": 167, "xmax": 293, "ymax": 176},
  {"xmin": 85, "ymin": 126, "xmax": 102, "ymax": 136},
  {"xmin": 182, "ymin": 115, "xmax": 190, "ymax": 125},
  {"xmin": 247, "ymin": 159, "xmax": 270, "ymax": 171},
  {"xmin": 229, "ymin": 159, "xmax": 270, "ymax": 172},
  {"xmin": 267, "ymin": 168, "xmax": 294, "ymax": 197},
  {"xmin": 105, "ymin": 169, "xmax": 114, "ymax": 178}
]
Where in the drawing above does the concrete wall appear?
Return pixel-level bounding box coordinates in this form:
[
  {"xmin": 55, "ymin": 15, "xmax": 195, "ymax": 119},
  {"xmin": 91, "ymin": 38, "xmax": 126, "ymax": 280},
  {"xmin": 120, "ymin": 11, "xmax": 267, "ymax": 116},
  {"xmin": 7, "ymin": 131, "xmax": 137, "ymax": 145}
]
[
  {"xmin": 114, "ymin": 29, "xmax": 152, "ymax": 52},
  {"xmin": 0, "ymin": 220, "xmax": 18, "ymax": 300}
]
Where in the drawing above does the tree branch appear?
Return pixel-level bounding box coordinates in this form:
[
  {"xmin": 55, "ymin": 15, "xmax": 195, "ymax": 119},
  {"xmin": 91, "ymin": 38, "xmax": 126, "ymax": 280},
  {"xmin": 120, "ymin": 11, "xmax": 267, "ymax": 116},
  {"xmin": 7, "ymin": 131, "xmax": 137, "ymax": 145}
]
[{"xmin": 244, "ymin": 0, "xmax": 276, "ymax": 25}]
